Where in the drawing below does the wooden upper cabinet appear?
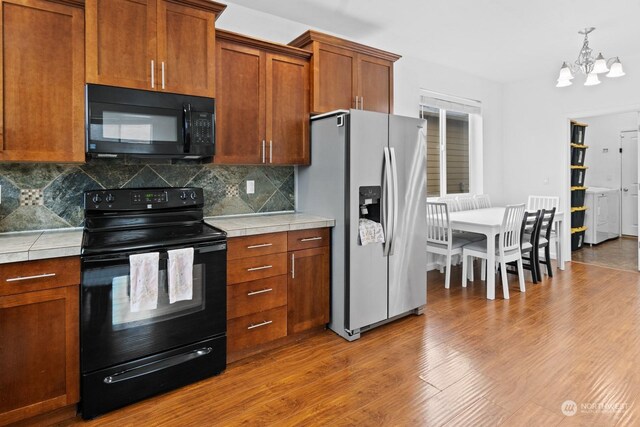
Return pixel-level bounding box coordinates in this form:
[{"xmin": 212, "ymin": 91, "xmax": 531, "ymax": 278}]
[
  {"xmin": 215, "ymin": 40, "xmax": 265, "ymax": 164},
  {"xmin": 289, "ymin": 30, "xmax": 400, "ymax": 114},
  {"xmin": 0, "ymin": 0, "xmax": 85, "ymax": 163},
  {"xmin": 215, "ymin": 30, "xmax": 311, "ymax": 165},
  {"xmin": 266, "ymin": 53, "xmax": 310, "ymax": 165},
  {"xmin": 86, "ymin": 0, "xmax": 225, "ymax": 96},
  {"xmin": 85, "ymin": 0, "xmax": 156, "ymax": 90},
  {"xmin": 157, "ymin": 0, "xmax": 216, "ymax": 97}
]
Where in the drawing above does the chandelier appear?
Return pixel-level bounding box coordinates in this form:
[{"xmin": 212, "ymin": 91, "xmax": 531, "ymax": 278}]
[{"xmin": 556, "ymin": 27, "xmax": 625, "ymax": 87}]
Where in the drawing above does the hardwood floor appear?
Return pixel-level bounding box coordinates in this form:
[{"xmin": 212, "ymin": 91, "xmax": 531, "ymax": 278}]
[
  {"xmin": 572, "ymin": 236, "xmax": 638, "ymax": 272},
  {"xmin": 60, "ymin": 262, "xmax": 640, "ymax": 426}
]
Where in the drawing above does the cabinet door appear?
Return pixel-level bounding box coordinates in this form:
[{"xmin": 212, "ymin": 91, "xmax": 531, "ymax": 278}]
[
  {"xmin": 0, "ymin": 286, "xmax": 79, "ymax": 425},
  {"xmin": 0, "ymin": 0, "xmax": 84, "ymax": 163},
  {"xmin": 357, "ymin": 54, "xmax": 393, "ymax": 114},
  {"xmin": 86, "ymin": 0, "xmax": 156, "ymax": 91},
  {"xmin": 266, "ymin": 53, "xmax": 310, "ymax": 165},
  {"xmin": 157, "ymin": 0, "xmax": 215, "ymax": 97},
  {"xmin": 312, "ymin": 43, "xmax": 357, "ymax": 113},
  {"xmin": 287, "ymin": 246, "xmax": 330, "ymax": 334},
  {"xmin": 214, "ymin": 41, "xmax": 265, "ymax": 164}
]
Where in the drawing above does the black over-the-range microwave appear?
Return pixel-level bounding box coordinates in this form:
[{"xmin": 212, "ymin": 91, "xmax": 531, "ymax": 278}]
[{"xmin": 86, "ymin": 84, "xmax": 215, "ymax": 160}]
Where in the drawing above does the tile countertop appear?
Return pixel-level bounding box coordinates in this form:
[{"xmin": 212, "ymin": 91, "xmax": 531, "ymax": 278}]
[
  {"xmin": 0, "ymin": 229, "xmax": 83, "ymax": 265},
  {"xmin": 205, "ymin": 213, "xmax": 335, "ymax": 237},
  {"xmin": 0, "ymin": 214, "xmax": 335, "ymax": 265}
]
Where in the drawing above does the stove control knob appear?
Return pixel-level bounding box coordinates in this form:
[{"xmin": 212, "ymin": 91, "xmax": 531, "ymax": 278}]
[
  {"xmin": 105, "ymin": 193, "xmax": 115, "ymax": 203},
  {"xmin": 92, "ymin": 194, "xmax": 102, "ymax": 204},
  {"xmin": 190, "ymin": 191, "xmax": 197, "ymax": 200},
  {"xmin": 180, "ymin": 191, "xmax": 188, "ymax": 200}
]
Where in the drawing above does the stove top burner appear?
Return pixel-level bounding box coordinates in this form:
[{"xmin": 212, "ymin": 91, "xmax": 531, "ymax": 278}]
[{"xmin": 81, "ymin": 187, "xmax": 226, "ymax": 256}]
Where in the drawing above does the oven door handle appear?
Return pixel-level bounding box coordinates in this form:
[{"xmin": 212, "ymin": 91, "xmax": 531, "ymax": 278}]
[
  {"xmin": 82, "ymin": 243, "xmax": 226, "ymax": 263},
  {"xmin": 103, "ymin": 347, "xmax": 213, "ymax": 384}
]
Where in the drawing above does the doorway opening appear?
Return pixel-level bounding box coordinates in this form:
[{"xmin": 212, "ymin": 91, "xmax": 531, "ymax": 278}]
[{"xmin": 569, "ymin": 111, "xmax": 640, "ymax": 272}]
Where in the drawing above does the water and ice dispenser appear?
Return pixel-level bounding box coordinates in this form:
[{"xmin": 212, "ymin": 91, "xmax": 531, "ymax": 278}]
[{"xmin": 358, "ymin": 186, "xmax": 385, "ymax": 245}]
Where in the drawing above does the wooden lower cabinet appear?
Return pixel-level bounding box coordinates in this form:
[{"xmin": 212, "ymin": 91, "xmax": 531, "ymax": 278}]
[
  {"xmin": 0, "ymin": 257, "xmax": 80, "ymax": 425},
  {"xmin": 226, "ymin": 228, "xmax": 330, "ymax": 362},
  {"xmin": 288, "ymin": 246, "xmax": 330, "ymax": 334}
]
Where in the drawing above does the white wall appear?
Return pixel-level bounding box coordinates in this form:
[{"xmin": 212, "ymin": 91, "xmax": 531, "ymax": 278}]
[
  {"xmin": 575, "ymin": 112, "xmax": 638, "ymax": 189},
  {"xmin": 216, "ymin": 2, "xmax": 505, "ymax": 199},
  {"xmin": 501, "ymin": 52, "xmax": 640, "ymax": 260}
]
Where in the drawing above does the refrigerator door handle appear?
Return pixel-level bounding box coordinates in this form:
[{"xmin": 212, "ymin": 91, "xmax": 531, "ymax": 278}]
[
  {"xmin": 389, "ymin": 147, "xmax": 399, "ymax": 256},
  {"xmin": 383, "ymin": 147, "xmax": 394, "ymax": 256}
]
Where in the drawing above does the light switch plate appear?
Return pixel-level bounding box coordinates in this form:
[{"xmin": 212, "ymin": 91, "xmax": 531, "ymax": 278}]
[{"xmin": 246, "ymin": 180, "xmax": 255, "ymax": 194}]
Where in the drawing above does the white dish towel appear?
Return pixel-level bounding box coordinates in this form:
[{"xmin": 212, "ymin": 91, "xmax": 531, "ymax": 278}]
[
  {"xmin": 358, "ymin": 218, "xmax": 385, "ymax": 245},
  {"xmin": 129, "ymin": 252, "xmax": 159, "ymax": 312},
  {"xmin": 168, "ymin": 247, "xmax": 194, "ymax": 304}
]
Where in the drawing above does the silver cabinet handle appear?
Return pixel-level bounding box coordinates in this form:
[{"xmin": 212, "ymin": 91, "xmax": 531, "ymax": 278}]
[
  {"xmin": 247, "ymin": 265, "xmax": 272, "ymax": 272},
  {"xmin": 354, "ymin": 95, "xmax": 358, "ymax": 109},
  {"xmin": 291, "ymin": 253, "xmax": 295, "ymax": 279},
  {"xmin": 269, "ymin": 140, "xmax": 273, "ymax": 163},
  {"xmin": 151, "ymin": 60, "xmax": 155, "ymax": 88},
  {"xmin": 247, "ymin": 288, "xmax": 273, "ymax": 296},
  {"xmin": 161, "ymin": 61, "xmax": 165, "ymax": 89},
  {"xmin": 300, "ymin": 236, "xmax": 322, "ymax": 242},
  {"xmin": 247, "ymin": 243, "xmax": 273, "ymax": 249},
  {"xmin": 262, "ymin": 140, "xmax": 266, "ymax": 163},
  {"xmin": 360, "ymin": 96, "xmax": 364, "ymax": 110},
  {"xmin": 6, "ymin": 272, "xmax": 56, "ymax": 282},
  {"xmin": 248, "ymin": 320, "xmax": 272, "ymax": 330}
]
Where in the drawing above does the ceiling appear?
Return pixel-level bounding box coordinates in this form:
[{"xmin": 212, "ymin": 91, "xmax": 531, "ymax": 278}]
[{"xmin": 222, "ymin": 0, "xmax": 640, "ymax": 83}]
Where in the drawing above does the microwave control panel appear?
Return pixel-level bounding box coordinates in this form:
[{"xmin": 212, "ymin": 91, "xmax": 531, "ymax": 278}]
[{"xmin": 192, "ymin": 112, "xmax": 213, "ymax": 145}]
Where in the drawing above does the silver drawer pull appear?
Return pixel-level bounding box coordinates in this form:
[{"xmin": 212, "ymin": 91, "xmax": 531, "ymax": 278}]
[
  {"xmin": 6, "ymin": 273, "xmax": 56, "ymax": 282},
  {"xmin": 247, "ymin": 243, "xmax": 273, "ymax": 249},
  {"xmin": 248, "ymin": 320, "xmax": 273, "ymax": 330},
  {"xmin": 300, "ymin": 236, "xmax": 323, "ymax": 242},
  {"xmin": 247, "ymin": 265, "xmax": 273, "ymax": 272},
  {"xmin": 247, "ymin": 288, "xmax": 273, "ymax": 296}
]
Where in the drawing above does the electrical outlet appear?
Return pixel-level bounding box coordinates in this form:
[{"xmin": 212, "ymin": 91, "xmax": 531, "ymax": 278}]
[{"xmin": 246, "ymin": 180, "xmax": 255, "ymax": 194}]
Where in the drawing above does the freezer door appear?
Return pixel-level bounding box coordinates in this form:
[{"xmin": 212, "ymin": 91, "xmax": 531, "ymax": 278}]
[
  {"xmin": 347, "ymin": 109, "xmax": 390, "ymax": 331},
  {"xmin": 387, "ymin": 115, "xmax": 427, "ymax": 317}
]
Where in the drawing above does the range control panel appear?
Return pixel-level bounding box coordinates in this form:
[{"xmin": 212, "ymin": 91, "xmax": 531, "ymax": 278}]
[{"xmin": 84, "ymin": 187, "xmax": 204, "ymax": 211}]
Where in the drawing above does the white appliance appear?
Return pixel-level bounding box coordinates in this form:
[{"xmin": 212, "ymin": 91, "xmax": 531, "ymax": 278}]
[
  {"xmin": 584, "ymin": 187, "xmax": 620, "ymax": 245},
  {"xmin": 297, "ymin": 110, "xmax": 427, "ymax": 341}
]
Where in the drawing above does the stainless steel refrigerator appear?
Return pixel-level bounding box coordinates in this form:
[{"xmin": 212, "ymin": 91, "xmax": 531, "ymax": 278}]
[{"xmin": 297, "ymin": 109, "xmax": 427, "ymax": 341}]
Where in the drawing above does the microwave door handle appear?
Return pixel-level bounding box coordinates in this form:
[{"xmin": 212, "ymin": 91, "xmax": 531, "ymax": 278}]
[{"xmin": 183, "ymin": 103, "xmax": 192, "ymax": 153}]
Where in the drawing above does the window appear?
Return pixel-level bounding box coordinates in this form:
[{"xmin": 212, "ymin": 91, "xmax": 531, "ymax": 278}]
[{"xmin": 420, "ymin": 91, "xmax": 481, "ymax": 198}]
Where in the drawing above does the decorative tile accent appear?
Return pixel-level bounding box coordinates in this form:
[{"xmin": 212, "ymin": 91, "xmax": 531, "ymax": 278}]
[
  {"xmin": 0, "ymin": 159, "xmax": 296, "ymax": 232},
  {"xmin": 19, "ymin": 189, "xmax": 44, "ymax": 206},
  {"xmin": 225, "ymin": 184, "xmax": 240, "ymax": 197}
]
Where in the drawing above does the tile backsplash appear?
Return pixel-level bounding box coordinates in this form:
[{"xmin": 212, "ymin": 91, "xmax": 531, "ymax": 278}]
[{"xmin": 0, "ymin": 160, "xmax": 295, "ymax": 232}]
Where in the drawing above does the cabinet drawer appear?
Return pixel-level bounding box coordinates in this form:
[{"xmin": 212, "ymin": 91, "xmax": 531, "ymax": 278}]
[
  {"xmin": 227, "ymin": 253, "xmax": 287, "ymax": 285},
  {"xmin": 287, "ymin": 228, "xmax": 330, "ymax": 251},
  {"xmin": 0, "ymin": 257, "xmax": 80, "ymax": 296},
  {"xmin": 228, "ymin": 275, "xmax": 287, "ymax": 320},
  {"xmin": 228, "ymin": 306, "xmax": 287, "ymax": 353},
  {"xmin": 227, "ymin": 232, "xmax": 288, "ymax": 260}
]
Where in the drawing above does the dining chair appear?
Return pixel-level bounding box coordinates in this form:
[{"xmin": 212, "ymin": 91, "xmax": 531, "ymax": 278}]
[
  {"xmin": 456, "ymin": 196, "xmax": 477, "ymax": 211},
  {"xmin": 527, "ymin": 196, "xmax": 560, "ymax": 264},
  {"xmin": 474, "ymin": 194, "xmax": 492, "ymax": 209},
  {"xmin": 427, "ymin": 202, "xmax": 471, "ymax": 289},
  {"xmin": 437, "ymin": 196, "xmax": 460, "ymax": 212},
  {"xmin": 461, "ymin": 204, "xmax": 526, "ymax": 299},
  {"xmin": 507, "ymin": 210, "xmax": 541, "ymax": 284},
  {"xmin": 533, "ymin": 207, "xmax": 556, "ymax": 278}
]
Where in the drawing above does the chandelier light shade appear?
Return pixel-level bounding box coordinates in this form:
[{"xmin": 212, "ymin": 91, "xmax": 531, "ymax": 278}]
[{"xmin": 556, "ymin": 27, "xmax": 625, "ymax": 87}]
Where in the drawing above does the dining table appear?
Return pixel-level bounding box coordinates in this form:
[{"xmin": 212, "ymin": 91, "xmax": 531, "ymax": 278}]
[{"xmin": 448, "ymin": 207, "xmax": 565, "ymax": 300}]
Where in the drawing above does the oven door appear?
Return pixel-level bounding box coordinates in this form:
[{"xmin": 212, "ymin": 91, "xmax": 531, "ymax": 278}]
[{"xmin": 80, "ymin": 241, "xmax": 226, "ymax": 373}]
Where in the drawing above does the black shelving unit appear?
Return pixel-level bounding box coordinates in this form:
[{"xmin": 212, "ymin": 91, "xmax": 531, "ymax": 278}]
[{"xmin": 570, "ymin": 121, "xmax": 588, "ymax": 250}]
